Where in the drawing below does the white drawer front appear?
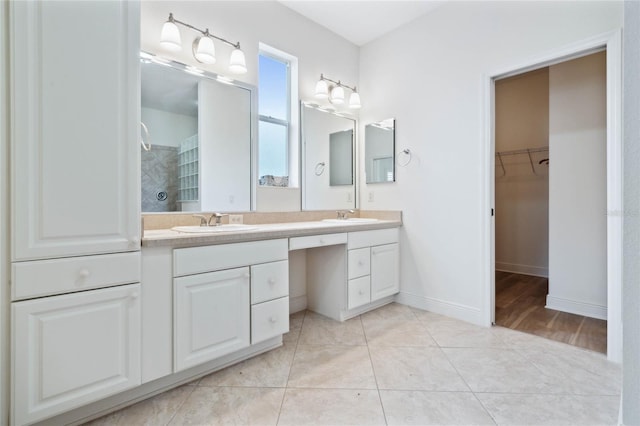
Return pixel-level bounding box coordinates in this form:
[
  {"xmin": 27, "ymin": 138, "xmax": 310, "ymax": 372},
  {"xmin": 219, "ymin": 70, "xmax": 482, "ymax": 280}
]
[
  {"xmin": 251, "ymin": 260, "xmax": 289, "ymax": 304},
  {"xmin": 12, "ymin": 252, "xmax": 141, "ymax": 300},
  {"xmin": 348, "ymin": 247, "xmax": 370, "ymax": 280},
  {"xmin": 289, "ymin": 233, "xmax": 347, "ymax": 250},
  {"xmin": 348, "ymin": 276, "xmax": 371, "ymax": 309},
  {"xmin": 174, "ymin": 239, "xmax": 288, "ymax": 277},
  {"xmin": 251, "ymin": 296, "xmax": 289, "ymax": 344},
  {"xmin": 348, "ymin": 228, "xmax": 399, "ymax": 250}
]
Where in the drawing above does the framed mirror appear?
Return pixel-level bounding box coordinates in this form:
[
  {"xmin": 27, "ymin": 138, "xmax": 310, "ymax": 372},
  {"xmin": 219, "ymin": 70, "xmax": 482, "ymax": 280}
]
[
  {"xmin": 365, "ymin": 118, "xmax": 396, "ymax": 184},
  {"xmin": 140, "ymin": 52, "xmax": 255, "ymax": 213},
  {"xmin": 301, "ymin": 103, "xmax": 356, "ymax": 210}
]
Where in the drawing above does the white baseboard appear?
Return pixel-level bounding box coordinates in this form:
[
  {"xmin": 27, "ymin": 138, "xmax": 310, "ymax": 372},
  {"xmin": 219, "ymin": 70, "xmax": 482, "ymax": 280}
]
[
  {"xmin": 495, "ymin": 262, "xmax": 548, "ymax": 278},
  {"xmin": 289, "ymin": 294, "xmax": 307, "ymax": 313},
  {"xmin": 545, "ymin": 295, "xmax": 607, "ymax": 320},
  {"xmin": 395, "ymin": 292, "xmax": 486, "ymax": 326}
]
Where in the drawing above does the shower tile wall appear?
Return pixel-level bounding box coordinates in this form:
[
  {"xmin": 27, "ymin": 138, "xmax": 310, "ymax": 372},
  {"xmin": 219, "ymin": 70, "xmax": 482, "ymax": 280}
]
[{"xmin": 141, "ymin": 145, "xmax": 179, "ymax": 212}]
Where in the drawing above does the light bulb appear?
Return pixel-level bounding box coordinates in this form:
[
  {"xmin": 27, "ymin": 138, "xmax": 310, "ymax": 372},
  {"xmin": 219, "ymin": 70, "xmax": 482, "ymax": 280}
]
[
  {"xmin": 160, "ymin": 19, "xmax": 181, "ymax": 52},
  {"xmin": 330, "ymin": 85, "xmax": 345, "ymax": 105},
  {"xmin": 349, "ymin": 92, "xmax": 361, "ymax": 109},
  {"xmin": 229, "ymin": 48, "xmax": 247, "ymax": 74},
  {"xmin": 193, "ymin": 36, "xmax": 216, "ymax": 64},
  {"xmin": 315, "ymin": 79, "xmax": 329, "ymax": 99}
]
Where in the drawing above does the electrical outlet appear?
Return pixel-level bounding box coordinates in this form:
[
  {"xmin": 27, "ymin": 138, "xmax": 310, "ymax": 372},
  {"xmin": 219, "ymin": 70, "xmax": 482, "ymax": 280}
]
[
  {"xmin": 368, "ymin": 192, "xmax": 375, "ymax": 202},
  {"xmin": 229, "ymin": 214, "xmax": 243, "ymax": 224}
]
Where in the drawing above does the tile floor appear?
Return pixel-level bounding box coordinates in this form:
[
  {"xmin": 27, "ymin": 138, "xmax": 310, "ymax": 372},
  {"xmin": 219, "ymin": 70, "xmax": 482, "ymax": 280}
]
[{"xmin": 86, "ymin": 303, "xmax": 621, "ymax": 425}]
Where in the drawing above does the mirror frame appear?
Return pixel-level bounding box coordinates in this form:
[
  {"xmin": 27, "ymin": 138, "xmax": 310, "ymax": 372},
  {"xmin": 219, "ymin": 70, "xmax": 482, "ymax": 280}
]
[
  {"xmin": 300, "ymin": 102, "xmax": 358, "ymax": 211},
  {"xmin": 140, "ymin": 51, "xmax": 258, "ymax": 213},
  {"xmin": 364, "ymin": 118, "xmax": 396, "ymax": 184}
]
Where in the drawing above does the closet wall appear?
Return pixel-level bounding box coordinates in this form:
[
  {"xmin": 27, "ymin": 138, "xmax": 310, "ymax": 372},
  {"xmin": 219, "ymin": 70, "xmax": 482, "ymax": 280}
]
[{"xmin": 495, "ymin": 69, "xmax": 550, "ymax": 277}]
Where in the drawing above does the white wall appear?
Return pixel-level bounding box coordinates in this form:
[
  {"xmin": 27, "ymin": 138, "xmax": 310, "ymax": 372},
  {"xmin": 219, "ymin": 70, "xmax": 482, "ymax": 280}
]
[
  {"xmin": 141, "ymin": 107, "xmax": 197, "ymax": 148},
  {"xmin": 495, "ymin": 69, "xmax": 549, "ymax": 277},
  {"xmin": 547, "ymin": 52, "xmax": 607, "ymax": 319},
  {"xmin": 0, "ymin": 1, "xmax": 8, "ymax": 422},
  {"xmin": 623, "ymin": 1, "xmax": 640, "ymax": 423},
  {"xmin": 359, "ymin": 1, "xmax": 622, "ymax": 324},
  {"xmin": 141, "ymin": 1, "xmax": 360, "ymax": 212}
]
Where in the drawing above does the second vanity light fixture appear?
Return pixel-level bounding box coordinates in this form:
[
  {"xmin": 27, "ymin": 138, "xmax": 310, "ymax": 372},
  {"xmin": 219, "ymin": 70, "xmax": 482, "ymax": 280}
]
[
  {"xmin": 160, "ymin": 13, "xmax": 247, "ymax": 74},
  {"xmin": 314, "ymin": 74, "xmax": 361, "ymax": 109}
]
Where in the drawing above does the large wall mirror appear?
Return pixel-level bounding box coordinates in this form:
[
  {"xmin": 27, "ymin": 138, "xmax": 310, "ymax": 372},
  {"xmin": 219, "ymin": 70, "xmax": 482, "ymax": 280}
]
[
  {"xmin": 141, "ymin": 53, "xmax": 255, "ymax": 213},
  {"xmin": 301, "ymin": 103, "xmax": 356, "ymax": 210},
  {"xmin": 365, "ymin": 118, "xmax": 396, "ymax": 184}
]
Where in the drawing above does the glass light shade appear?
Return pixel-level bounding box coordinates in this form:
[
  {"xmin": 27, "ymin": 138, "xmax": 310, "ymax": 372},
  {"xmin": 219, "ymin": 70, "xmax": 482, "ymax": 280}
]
[
  {"xmin": 349, "ymin": 92, "xmax": 361, "ymax": 109},
  {"xmin": 315, "ymin": 79, "xmax": 329, "ymax": 99},
  {"xmin": 193, "ymin": 36, "xmax": 216, "ymax": 64},
  {"xmin": 159, "ymin": 21, "xmax": 182, "ymax": 52},
  {"xmin": 330, "ymin": 85, "xmax": 345, "ymax": 105},
  {"xmin": 229, "ymin": 48, "xmax": 247, "ymax": 74}
]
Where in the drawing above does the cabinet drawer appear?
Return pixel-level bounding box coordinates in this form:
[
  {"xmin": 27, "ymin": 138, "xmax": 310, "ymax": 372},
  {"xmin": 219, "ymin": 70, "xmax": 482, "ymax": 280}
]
[
  {"xmin": 348, "ymin": 248, "xmax": 370, "ymax": 279},
  {"xmin": 289, "ymin": 233, "xmax": 347, "ymax": 250},
  {"xmin": 348, "ymin": 276, "xmax": 371, "ymax": 309},
  {"xmin": 348, "ymin": 228, "xmax": 399, "ymax": 250},
  {"xmin": 251, "ymin": 260, "xmax": 289, "ymax": 304},
  {"xmin": 174, "ymin": 239, "xmax": 288, "ymax": 277},
  {"xmin": 12, "ymin": 252, "xmax": 141, "ymax": 300},
  {"xmin": 252, "ymin": 296, "xmax": 289, "ymax": 344}
]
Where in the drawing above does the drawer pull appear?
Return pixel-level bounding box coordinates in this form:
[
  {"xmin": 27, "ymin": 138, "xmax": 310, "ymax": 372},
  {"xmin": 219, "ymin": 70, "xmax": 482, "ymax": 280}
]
[
  {"xmin": 268, "ymin": 278, "xmax": 276, "ymax": 285},
  {"xmin": 78, "ymin": 269, "xmax": 90, "ymax": 279},
  {"xmin": 358, "ymin": 289, "xmax": 364, "ymax": 295},
  {"xmin": 269, "ymin": 316, "xmax": 278, "ymax": 323},
  {"xmin": 319, "ymin": 239, "xmax": 325, "ymax": 245},
  {"xmin": 130, "ymin": 236, "xmax": 140, "ymax": 246},
  {"xmin": 358, "ymin": 260, "xmax": 364, "ymax": 266}
]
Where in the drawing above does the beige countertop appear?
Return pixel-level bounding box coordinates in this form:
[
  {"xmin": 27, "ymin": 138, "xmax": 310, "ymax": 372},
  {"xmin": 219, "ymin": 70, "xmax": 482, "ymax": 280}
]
[{"xmin": 142, "ymin": 219, "xmax": 402, "ymax": 248}]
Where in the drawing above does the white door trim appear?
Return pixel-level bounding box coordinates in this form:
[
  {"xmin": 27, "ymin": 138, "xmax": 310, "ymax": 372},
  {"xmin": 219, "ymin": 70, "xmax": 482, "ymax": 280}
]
[{"xmin": 481, "ymin": 30, "xmax": 623, "ymax": 362}]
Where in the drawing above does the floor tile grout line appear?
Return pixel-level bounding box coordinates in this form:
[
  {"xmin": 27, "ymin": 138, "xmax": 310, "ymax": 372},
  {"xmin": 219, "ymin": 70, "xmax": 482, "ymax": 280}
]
[
  {"xmin": 276, "ymin": 310, "xmax": 306, "ymax": 425},
  {"xmin": 164, "ymin": 382, "xmax": 198, "ymax": 426},
  {"xmin": 360, "ymin": 314, "xmax": 389, "ymax": 426}
]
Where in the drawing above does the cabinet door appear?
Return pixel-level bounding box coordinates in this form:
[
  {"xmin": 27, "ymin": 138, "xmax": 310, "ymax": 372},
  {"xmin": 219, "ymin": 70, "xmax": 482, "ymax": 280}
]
[
  {"xmin": 12, "ymin": 284, "xmax": 141, "ymax": 426},
  {"xmin": 371, "ymin": 243, "xmax": 400, "ymax": 301},
  {"xmin": 174, "ymin": 267, "xmax": 250, "ymax": 372},
  {"xmin": 10, "ymin": 1, "xmax": 141, "ymax": 261}
]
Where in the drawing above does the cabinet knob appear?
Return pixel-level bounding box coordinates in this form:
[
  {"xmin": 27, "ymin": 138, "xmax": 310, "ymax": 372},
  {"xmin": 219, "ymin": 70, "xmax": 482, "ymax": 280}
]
[
  {"xmin": 131, "ymin": 292, "xmax": 139, "ymax": 299},
  {"xmin": 269, "ymin": 316, "xmax": 278, "ymax": 323},
  {"xmin": 358, "ymin": 260, "xmax": 364, "ymax": 266},
  {"xmin": 268, "ymin": 278, "xmax": 276, "ymax": 285},
  {"xmin": 130, "ymin": 236, "xmax": 140, "ymax": 246},
  {"xmin": 78, "ymin": 269, "xmax": 90, "ymax": 279},
  {"xmin": 358, "ymin": 289, "xmax": 364, "ymax": 295},
  {"xmin": 319, "ymin": 239, "xmax": 325, "ymax": 245}
]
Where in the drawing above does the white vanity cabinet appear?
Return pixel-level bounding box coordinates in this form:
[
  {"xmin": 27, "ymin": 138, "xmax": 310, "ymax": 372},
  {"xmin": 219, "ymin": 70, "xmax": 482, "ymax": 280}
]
[
  {"xmin": 9, "ymin": 0, "xmax": 141, "ymax": 261},
  {"xmin": 12, "ymin": 284, "xmax": 141, "ymax": 426},
  {"xmin": 173, "ymin": 239, "xmax": 289, "ymax": 371},
  {"xmin": 347, "ymin": 228, "xmax": 400, "ymax": 310}
]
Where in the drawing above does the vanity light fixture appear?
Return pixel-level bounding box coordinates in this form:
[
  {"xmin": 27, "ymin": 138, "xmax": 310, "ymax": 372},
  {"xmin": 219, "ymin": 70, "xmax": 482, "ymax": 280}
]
[
  {"xmin": 159, "ymin": 13, "xmax": 247, "ymax": 74},
  {"xmin": 314, "ymin": 74, "xmax": 361, "ymax": 109}
]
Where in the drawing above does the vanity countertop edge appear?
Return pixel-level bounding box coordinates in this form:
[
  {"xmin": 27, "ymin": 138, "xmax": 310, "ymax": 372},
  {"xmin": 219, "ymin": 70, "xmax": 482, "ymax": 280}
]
[{"xmin": 142, "ymin": 220, "xmax": 403, "ymax": 248}]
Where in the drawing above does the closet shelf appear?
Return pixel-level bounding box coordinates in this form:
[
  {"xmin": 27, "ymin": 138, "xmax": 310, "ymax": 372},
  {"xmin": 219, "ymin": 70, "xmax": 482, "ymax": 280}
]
[{"xmin": 495, "ymin": 146, "xmax": 549, "ymax": 177}]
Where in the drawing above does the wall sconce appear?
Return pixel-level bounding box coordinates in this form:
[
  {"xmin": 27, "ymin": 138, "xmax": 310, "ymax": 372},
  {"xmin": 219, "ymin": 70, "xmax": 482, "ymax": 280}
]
[
  {"xmin": 160, "ymin": 13, "xmax": 247, "ymax": 75},
  {"xmin": 314, "ymin": 74, "xmax": 361, "ymax": 109}
]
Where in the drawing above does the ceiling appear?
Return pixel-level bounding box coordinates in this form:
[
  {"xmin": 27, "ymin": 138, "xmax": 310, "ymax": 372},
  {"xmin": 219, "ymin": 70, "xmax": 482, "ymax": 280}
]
[{"xmin": 278, "ymin": 1, "xmax": 444, "ymax": 46}]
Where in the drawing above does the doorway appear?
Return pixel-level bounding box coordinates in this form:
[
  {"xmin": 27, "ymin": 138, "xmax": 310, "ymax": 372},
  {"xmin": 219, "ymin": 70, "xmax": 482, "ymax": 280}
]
[
  {"xmin": 482, "ymin": 31, "xmax": 622, "ymax": 362},
  {"xmin": 493, "ymin": 54, "xmax": 608, "ymax": 354}
]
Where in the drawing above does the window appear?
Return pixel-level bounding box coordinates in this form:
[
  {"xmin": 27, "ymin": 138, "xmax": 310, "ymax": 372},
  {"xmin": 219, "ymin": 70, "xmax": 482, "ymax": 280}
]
[{"xmin": 258, "ymin": 44, "xmax": 298, "ymax": 187}]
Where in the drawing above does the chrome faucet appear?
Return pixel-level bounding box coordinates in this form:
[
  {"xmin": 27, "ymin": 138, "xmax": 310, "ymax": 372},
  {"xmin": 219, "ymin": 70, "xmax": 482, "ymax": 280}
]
[
  {"xmin": 336, "ymin": 209, "xmax": 355, "ymax": 220},
  {"xmin": 193, "ymin": 213, "xmax": 228, "ymax": 226}
]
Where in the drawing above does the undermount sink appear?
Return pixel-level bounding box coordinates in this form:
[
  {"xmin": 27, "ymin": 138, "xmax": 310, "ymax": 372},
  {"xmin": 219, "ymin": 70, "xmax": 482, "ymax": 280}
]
[
  {"xmin": 322, "ymin": 218, "xmax": 379, "ymax": 224},
  {"xmin": 172, "ymin": 224, "xmax": 259, "ymax": 233}
]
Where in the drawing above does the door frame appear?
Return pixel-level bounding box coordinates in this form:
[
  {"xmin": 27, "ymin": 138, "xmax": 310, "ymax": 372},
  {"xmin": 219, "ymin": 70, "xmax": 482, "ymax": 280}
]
[{"xmin": 481, "ymin": 30, "xmax": 623, "ymax": 362}]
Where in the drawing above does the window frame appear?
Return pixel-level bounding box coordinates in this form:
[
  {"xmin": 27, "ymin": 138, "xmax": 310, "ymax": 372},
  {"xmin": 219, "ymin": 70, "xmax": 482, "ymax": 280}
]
[{"xmin": 257, "ymin": 43, "xmax": 299, "ymax": 188}]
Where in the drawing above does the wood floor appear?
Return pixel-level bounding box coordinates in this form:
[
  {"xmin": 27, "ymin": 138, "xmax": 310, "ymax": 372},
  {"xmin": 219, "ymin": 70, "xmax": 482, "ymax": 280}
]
[{"xmin": 495, "ymin": 271, "xmax": 607, "ymax": 353}]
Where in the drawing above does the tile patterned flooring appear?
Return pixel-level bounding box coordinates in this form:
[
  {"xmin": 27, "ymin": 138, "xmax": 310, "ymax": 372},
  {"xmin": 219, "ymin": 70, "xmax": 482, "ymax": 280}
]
[{"xmin": 87, "ymin": 303, "xmax": 621, "ymax": 425}]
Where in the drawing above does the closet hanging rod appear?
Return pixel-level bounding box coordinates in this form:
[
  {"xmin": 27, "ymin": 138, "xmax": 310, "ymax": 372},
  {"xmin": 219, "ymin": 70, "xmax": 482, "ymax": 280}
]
[{"xmin": 495, "ymin": 146, "xmax": 549, "ymax": 157}]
